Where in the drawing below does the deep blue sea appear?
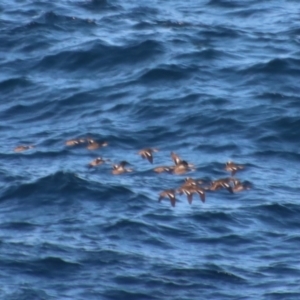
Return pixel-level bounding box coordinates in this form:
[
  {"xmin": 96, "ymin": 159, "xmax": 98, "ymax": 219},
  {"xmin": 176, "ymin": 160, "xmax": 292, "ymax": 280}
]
[{"xmin": 1, "ymin": 0, "xmax": 300, "ymax": 299}]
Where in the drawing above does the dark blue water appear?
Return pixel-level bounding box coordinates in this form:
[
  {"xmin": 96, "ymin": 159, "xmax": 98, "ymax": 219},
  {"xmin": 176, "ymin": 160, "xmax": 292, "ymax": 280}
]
[{"xmin": 1, "ymin": 0, "xmax": 300, "ymax": 299}]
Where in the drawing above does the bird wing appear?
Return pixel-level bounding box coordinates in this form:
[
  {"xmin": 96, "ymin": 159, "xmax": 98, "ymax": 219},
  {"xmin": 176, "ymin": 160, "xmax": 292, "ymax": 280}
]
[
  {"xmin": 158, "ymin": 194, "xmax": 164, "ymax": 202},
  {"xmin": 183, "ymin": 189, "xmax": 193, "ymax": 204},
  {"xmin": 196, "ymin": 189, "xmax": 205, "ymax": 203},
  {"xmin": 187, "ymin": 193, "xmax": 193, "ymax": 204},
  {"xmin": 171, "ymin": 152, "xmax": 182, "ymax": 165},
  {"xmin": 167, "ymin": 193, "xmax": 176, "ymax": 207},
  {"xmin": 222, "ymin": 183, "xmax": 234, "ymax": 194},
  {"xmin": 169, "ymin": 197, "xmax": 176, "ymax": 207},
  {"xmin": 144, "ymin": 151, "xmax": 153, "ymax": 164}
]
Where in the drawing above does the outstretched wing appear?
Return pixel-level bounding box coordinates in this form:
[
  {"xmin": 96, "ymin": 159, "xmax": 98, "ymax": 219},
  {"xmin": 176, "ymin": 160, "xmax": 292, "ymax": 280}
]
[
  {"xmin": 196, "ymin": 189, "xmax": 205, "ymax": 203},
  {"xmin": 167, "ymin": 192, "xmax": 176, "ymax": 207},
  {"xmin": 169, "ymin": 197, "xmax": 176, "ymax": 207},
  {"xmin": 231, "ymin": 168, "xmax": 237, "ymax": 176},
  {"xmin": 143, "ymin": 151, "xmax": 153, "ymax": 164},
  {"xmin": 171, "ymin": 152, "xmax": 182, "ymax": 165},
  {"xmin": 187, "ymin": 194, "xmax": 193, "ymax": 205},
  {"xmin": 183, "ymin": 189, "xmax": 193, "ymax": 204},
  {"xmin": 222, "ymin": 183, "xmax": 233, "ymax": 194}
]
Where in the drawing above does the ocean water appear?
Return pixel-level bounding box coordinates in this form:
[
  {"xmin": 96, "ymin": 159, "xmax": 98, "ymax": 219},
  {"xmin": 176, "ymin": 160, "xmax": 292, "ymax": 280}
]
[{"xmin": 1, "ymin": 0, "xmax": 300, "ymax": 299}]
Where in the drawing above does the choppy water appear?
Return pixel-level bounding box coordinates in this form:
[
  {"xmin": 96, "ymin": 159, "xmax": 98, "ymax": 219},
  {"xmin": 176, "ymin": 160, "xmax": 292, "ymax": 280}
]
[{"xmin": 1, "ymin": 0, "xmax": 300, "ymax": 299}]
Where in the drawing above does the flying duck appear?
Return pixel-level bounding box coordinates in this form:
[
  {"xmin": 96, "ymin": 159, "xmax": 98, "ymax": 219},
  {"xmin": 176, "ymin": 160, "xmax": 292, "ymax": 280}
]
[
  {"xmin": 177, "ymin": 186, "xmax": 205, "ymax": 204},
  {"xmin": 158, "ymin": 189, "xmax": 177, "ymax": 207},
  {"xmin": 138, "ymin": 148, "xmax": 158, "ymax": 164},
  {"xmin": 112, "ymin": 161, "xmax": 133, "ymax": 175},
  {"xmin": 65, "ymin": 139, "xmax": 86, "ymax": 146},
  {"xmin": 87, "ymin": 139, "xmax": 108, "ymax": 150},
  {"xmin": 14, "ymin": 145, "xmax": 34, "ymax": 152},
  {"xmin": 88, "ymin": 157, "xmax": 110, "ymax": 167},
  {"xmin": 225, "ymin": 161, "xmax": 244, "ymax": 176},
  {"xmin": 209, "ymin": 178, "xmax": 234, "ymax": 193}
]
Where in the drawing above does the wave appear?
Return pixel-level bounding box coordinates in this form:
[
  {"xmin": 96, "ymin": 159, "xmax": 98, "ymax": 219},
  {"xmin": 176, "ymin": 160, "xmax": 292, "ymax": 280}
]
[
  {"xmin": 207, "ymin": 0, "xmax": 246, "ymax": 8},
  {"xmin": 102, "ymin": 218, "xmax": 155, "ymax": 234},
  {"xmin": 255, "ymin": 203, "xmax": 300, "ymax": 218},
  {"xmin": 190, "ymin": 211, "xmax": 239, "ymax": 224},
  {"xmin": 1, "ymin": 254, "xmax": 80, "ymax": 276},
  {"xmin": 253, "ymin": 150, "xmax": 300, "ymax": 160},
  {"xmin": 80, "ymin": 248, "xmax": 145, "ymax": 267},
  {"xmin": 1, "ymin": 171, "xmax": 135, "ymax": 205},
  {"xmin": 34, "ymin": 39, "xmax": 163, "ymax": 73},
  {"xmin": 104, "ymin": 289, "xmax": 160, "ymax": 300},
  {"xmin": 0, "ymin": 221, "xmax": 38, "ymax": 231},
  {"xmin": 138, "ymin": 64, "xmax": 195, "ymax": 83},
  {"xmin": 77, "ymin": 0, "xmax": 122, "ymax": 12},
  {"xmin": 5, "ymin": 288, "xmax": 51, "ymax": 300},
  {"xmin": 160, "ymin": 264, "xmax": 246, "ymax": 283},
  {"xmin": 263, "ymin": 292, "xmax": 300, "ymax": 300},
  {"xmin": 0, "ymin": 77, "xmax": 32, "ymax": 94},
  {"xmin": 239, "ymin": 57, "xmax": 300, "ymax": 76},
  {"xmin": 258, "ymin": 262, "xmax": 300, "ymax": 277}
]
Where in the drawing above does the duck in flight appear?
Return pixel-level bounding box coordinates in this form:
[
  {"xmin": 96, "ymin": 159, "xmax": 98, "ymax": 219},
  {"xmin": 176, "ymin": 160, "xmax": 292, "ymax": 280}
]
[
  {"xmin": 170, "ymin": 152, "xmax": 195, "ymax": 175},
  {"xmin": 14, "ymin": 145, "xmax": 35, "ymax": 152},
  {"xmin": 158, "ymin": 189, "xmax": 177, "ymax": 207},
  {"xmin": 177, "ymin": 185, "xmax": 205, "ymax": 204},
  {"xmin": 87, "ymin": 139, "xmax": 108, "ymax": 150},
  {"xmin": 138, "ymin": 148, "xmax": 159, "ymax": 164},
  {"xmin": 112, "ymin": 161, "xmax": 133, "ymax": 175},
  {"xmin": 88, "ymin": 157, "xmax": 110, "ymax": 167},
  {"xmin": 225, "ymin": 161, "xmax": 244, "ymax": 176}
]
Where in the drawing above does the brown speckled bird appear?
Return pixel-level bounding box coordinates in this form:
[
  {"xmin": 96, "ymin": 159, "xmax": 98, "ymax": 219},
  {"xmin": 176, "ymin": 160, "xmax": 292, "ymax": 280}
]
[
  {"xmin": 209, "ymin": 178, "xmax": 234, "ymax": 193},
  {"xmin": 158, "ymin": 189, "xmax": 177, "ymax": 207},
  {"xmin": 170, "ymin": 152, "xmax": 195, "ymax": 174},
  {"xmin": 65, "ymin": 139, "xmax": 86, "ymax": 146},
  {"xmin": 182, "ymin": 177, "xmax": 204, "ymax": 187},
  {"xmin": 88, "ymin": 157, "xmax": 110, "ymax": 167},
  {"xmin": 138, "ymin": 148, "xmax": 158, "ymax": 164},
  {"xmin": 153, "ymin": 166, "xmax": 174, "ymax": 173},
  {"xmin": 225, "ymin": 161, "xmax": 244, "ymax": 176},
  {"xmin": 231, "ymin": 179, "xmax": 251, "ymax": 192},
  {"xmin": 172, "ymin": 161, "xmax": 195, "ymax": 175},
  {"xmin": 177, "ymin": 186, "xmax": 205, "ymax": 204},
  {"xmin": 112, "ymin": 161, "xmax": 133, "ymax": 175},
  {"xmin": 87, "ymin": 139, "xmax": 108, "ymax": 150},
  {"xmin": 14, "ymin": 145, "xmax": 35, "ymax": 152}
]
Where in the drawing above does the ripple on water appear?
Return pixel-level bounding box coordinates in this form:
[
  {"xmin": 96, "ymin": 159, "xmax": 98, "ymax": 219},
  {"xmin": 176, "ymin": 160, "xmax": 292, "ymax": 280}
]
[{"xmin": 1, "ymin": 0, "xmax": 300, "ymax": 299}]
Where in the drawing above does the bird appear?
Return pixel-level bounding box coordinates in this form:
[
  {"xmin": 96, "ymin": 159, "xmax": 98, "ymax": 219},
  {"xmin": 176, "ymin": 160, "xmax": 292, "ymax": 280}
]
[
  {"xmin": 177, "ymin": 186, "xmax": 205, "ymax": 204},
  {"xmin": 88, "ymin": 157, "xmax": 110, "ymax": 167},
  {"xmin": 112, "ymin": 161, "xmax": 133, "ymax": 175},
  {"xmin": 225, "ymin": 161, "xmax": 244, "ymax": 176},
  {"xmin": 138, "ymin": 148, "xmax": 158, "ymax": 164},
  {"xmin": 231, "ymin": 179, "xmax": 251, "ymax": 192},
  {"xmin": 170, "ymin": 152, "xmax": 195, "ymax": 174},
  {"xmin": 87, "ymin": 139, "xmax": 108, "ymax": 150},
  {"xmin": 14, "ymin": 145, "xmax": 34, "ymax": 152},
  {"xmin": 182, "ymin": 177, "xmax": 204, "ymax": 187},
  {"xmin": 172, "ymin": 161, "xmax": 195, "ymax": 175},
  {"xmin": 65, "ymin": 139, "xmax": 86, "ymax": 146},
  {"xmin": 171, "ymin": 152, "xmax": 183, "ymax": 165},
  {"xmin": 209, "ymin": 178, "xmax": 234, "ymax": 193},
  {"xmin": 170, "ymin": 152, "xmax": 194, "ymax": 166},
  {"xmin": 153, "ymin": 166, "xmax": 174, "ymax": 173},
  {"xmin": 158, "ymin": 189, "xmax": 177, "ymax": 207}
]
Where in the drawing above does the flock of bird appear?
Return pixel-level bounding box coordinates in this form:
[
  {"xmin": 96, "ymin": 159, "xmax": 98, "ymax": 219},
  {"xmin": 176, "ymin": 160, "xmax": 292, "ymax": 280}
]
[{"xmin": 14, "ymin": 137, "xmax": 251, "ymax": 207}]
